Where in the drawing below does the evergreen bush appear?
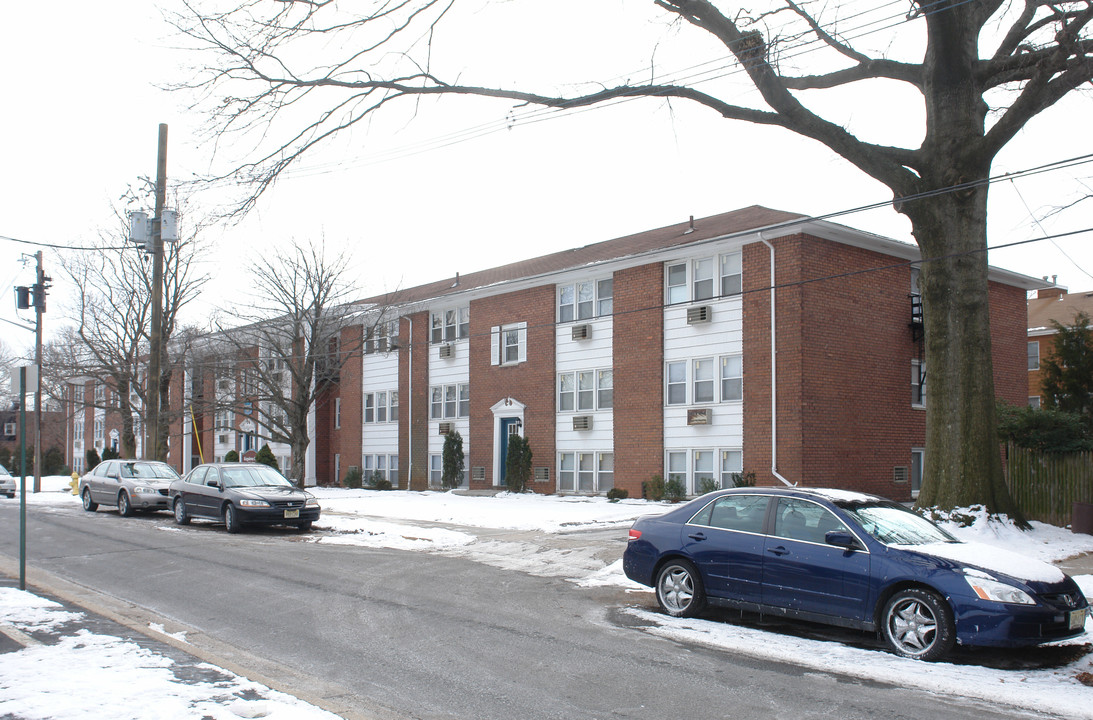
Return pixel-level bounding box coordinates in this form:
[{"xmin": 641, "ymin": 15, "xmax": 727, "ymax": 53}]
[
  {"xmin": 101, "ymin": 447, "xmax": 120, "ymax": 461},
  {"xmin": 255, "ymin": 443, "xmax": 280, "ymax": 471},
  {"xmin": 367, "ymin": 470, "xmax": 392, "ymax": 490},
  {"xmin": 606, "ymin": 487, "xmax": 629, "ymax": 502},
  {"xmin": 85, "ymin": 448, "xmax": 102, "ymax": 471},
  {"xmin": 698, "ymin": 477, "xmax": 720, "ymax": 496},
  {"xmin": 664, "ymin": 476, "xmax": 687, "ymax": 503},
  {"xmin": 344, "ymin": 466, "xmax": 363, "ymax": 489},
  {"xmin": 642, "ymin": 474, "xmax": 665, "ymax": 501},
  {"xmin": 441, "ymin": 431, "xmax": 465, "ymax": 489},
  {"xmin": 504, "ymin": 434, "xmax": 532, "ymax": 493},
  {"xmin": 224, "ymin": 450, "xmax": 239, "ymax": 463}
]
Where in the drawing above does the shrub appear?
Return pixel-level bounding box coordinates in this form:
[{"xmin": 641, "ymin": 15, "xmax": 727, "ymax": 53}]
[
  {"xmin": 343, "ymin": 466, "xmax": 363, "ymax": 489},
  {"xmin": 101, "ymin": 447, "xmax": 120, "ymax": 461},
  {"xmin": 43, "ymin": 447, "xmax": 67, "ymax": 475},
  {"xmin": 255, "ymin": 443, "xmax": 280, "ymax": 471},
  {"xmin": 504, "ymin": 434, "xmax": 532, "ymax": 493},
  {"xmin": 642, "ymin": 474, "xmax": 665, "ymax": 501},
  {"xmin": 606, "ymin": 487, "xmax": 629, "ymax": 502},
  {"xmin": 730, "ymin": 471, "xmax": 757, "ymax": 488},
  {"xmin": 224, "ymin": 450, "xmax": 239, "ymax": 463},
  {"xmin": 442, "ymin": 431, "xmax": 465, "ymax": 489},
  {"xmin": 664, "ymin": 476, "xmax": 687, "ymax": 503},
  {"xmin": 697, "ymin": 477, "xmax": 720, "ymax": 496},
  {"xmin": 85, "ymin": 448, "xmax": 102, "ymax": 471},
  {"xmin": 367, "ymin": 471, "xmax": 392, "ymax": 491}
]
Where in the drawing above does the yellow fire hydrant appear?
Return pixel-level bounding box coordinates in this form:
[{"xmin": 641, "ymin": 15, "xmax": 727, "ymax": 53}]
[{"xmin": 70, "ymin": 471, "xmax": 80, "ymax": 495}]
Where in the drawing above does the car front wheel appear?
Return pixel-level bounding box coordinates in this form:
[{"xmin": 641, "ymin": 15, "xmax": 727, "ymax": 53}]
[
  {"xmin": 881, "ymin": 588, "xmax": 956, "ymax": 662},
  {"xmin": 224, "ymin": 503, "xmax": 243, "ymax": 534},
  {"xmin": 655, "ymin": 560, "xmax": 706, "ymax": 618},
  {"xmin": 118, "ymin": 491, "xmax": 133, "ymax": 517},
  {"xmin": 82, "ymin": 488, "xmax": 98, "ymax": 512},
  {"xmin": 173, "ymin": 497, "xmax": 190, "ymax": 525}
]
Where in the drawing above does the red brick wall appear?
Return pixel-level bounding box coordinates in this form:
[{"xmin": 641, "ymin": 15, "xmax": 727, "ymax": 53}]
[
  {"xmin": 612, "ymin": 263, "xmax": 664, "ymax": 497},
  {"xmin": 989, "ymin": 280, "xmax": 1028, "ymax": 408},
  {"xmin": 399, "ymin": 312, "xmax": 430, "ymax": 491},
  {"xmin": 468, "ymin": 286, "xmax": 556, "ymax": 491},
  {"xmin": 316, "ymin": 325, "xmax": 364, "ymax": 485}
]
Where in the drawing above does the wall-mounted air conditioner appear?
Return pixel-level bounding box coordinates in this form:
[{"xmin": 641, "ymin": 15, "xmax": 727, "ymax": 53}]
[
  {"xmin": 687, "ymin": 305, "xmax": 712, "ymax": 325},
  {"xmin": 439, "ymin": 343, "xmax": 454, "ymax": 359},
  {"xmin": 438, "ymin": 422, "xmax": 454, "ymax": 435},
  {"xmin": 687, "ymin": 408, "xmax": 711, "ymax": 425},
  {"xmin": 571, "ymin": 324, "xmax": 591, "ymax": 341},
  {"xmin": 572, "ymin": 415, "xmax": 593, "ymax": 431}
]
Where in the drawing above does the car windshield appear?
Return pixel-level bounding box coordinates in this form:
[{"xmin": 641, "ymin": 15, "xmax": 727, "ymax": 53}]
[
  {"xmin": 0, "ymin": 465, "xmax": 11, "ymax": 477},
  {"xmin": 838, "ymin": 501, "xmax": 957, "ymax": 546},
  {"xmin": 220, "ymin": 466, "xmax": 292, "ymax": 488},
  {"xmin": 119, "ymin": 462, "xmax": 180, "ymax": 480}
]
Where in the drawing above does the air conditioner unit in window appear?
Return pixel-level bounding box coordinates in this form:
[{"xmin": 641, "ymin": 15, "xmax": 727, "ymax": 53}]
[
  {"xmin": 687, "ymin": 408, "xmax": 711, "ymax": 425},
  {"xmin": 218, "ymin": 434, "xmax": 229, "ymax": 444},
  {"xmin": 439, "ymin": 343, "xmax": 455, "ymax": 359},
  {"xmin": 687, "ymin": 305, "xmax": 712, "ymax": 324},
  {"xmin": 571, "ymin": 324, "xmax": 591, "ymax": 341},
  {"xmin": 572, "ymin": 415, "xmax": 593, "ymax": 431},
  {"xmin": 438, "ymin": 422, "xmax": 454, "ymax": 435}
]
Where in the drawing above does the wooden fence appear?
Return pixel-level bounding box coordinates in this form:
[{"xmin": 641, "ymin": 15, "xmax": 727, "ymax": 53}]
[{"xmin": 1003, "ymin": 443, "xmax": 1093, "ymax": 526}]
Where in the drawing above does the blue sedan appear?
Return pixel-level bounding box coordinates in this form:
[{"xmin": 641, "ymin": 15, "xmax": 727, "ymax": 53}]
[{"xmin": 623, "ymin": 487, "xmax": 1088, "ymax": 661}]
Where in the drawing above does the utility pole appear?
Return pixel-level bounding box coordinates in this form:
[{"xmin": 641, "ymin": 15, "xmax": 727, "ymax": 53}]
[
  {"xmin": 33, "ymin": 251, "xmax": 45, "ymax": 493},
  {"xmin": 146, "ymin": 124, "xmax": 168, "ymax": 461}
]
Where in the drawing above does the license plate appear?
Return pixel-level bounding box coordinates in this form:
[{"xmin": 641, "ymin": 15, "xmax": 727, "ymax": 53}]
[
  {"xmin": 1069, "ymin": 608, "xmax": 1087, "ymax": 631},
  {"xmin": 284, "ymin": 509, "xmax": 300, "ymax": 519}
]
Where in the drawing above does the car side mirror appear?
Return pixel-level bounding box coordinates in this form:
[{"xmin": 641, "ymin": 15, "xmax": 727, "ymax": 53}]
[{"xmin": 825, "ymin": 530, "xmax": 861, "ymax": 550}]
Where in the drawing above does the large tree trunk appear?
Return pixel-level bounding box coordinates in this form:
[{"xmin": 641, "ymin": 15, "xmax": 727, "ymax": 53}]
[{"xmin": 904, "ymin": 190, "xmax": 1027, "ymax": 524}]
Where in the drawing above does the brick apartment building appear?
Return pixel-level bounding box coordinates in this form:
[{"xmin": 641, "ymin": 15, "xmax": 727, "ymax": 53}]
[
  {"xmin": 1027, "ymin": 287, "xmax": 1093, "ymax": 407},
  {"xmin": 66, "ymin": 206, "xmax": 1042, "ymax": 501}
]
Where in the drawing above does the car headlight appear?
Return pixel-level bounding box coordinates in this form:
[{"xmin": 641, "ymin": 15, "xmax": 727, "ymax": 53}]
[
  {"xmin": 238, "ymin": 499, "xmax": 271, "ymax": 508},
  {"xmin": 133, "ymin": 486, "xmax": 156, "ymax": 494},
  {"xmin": 963, "ymin": 575, "xmax": 1035, "ymax": 605},
  {"xmin": 305, "ymin": 498, "xmax": 320, "ymax": 508}
]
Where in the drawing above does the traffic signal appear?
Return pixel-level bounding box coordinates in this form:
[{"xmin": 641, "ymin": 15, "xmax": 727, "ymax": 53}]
[{"xmin": 14, "ymin": 286, "xmax": 30, "ymax": 310}]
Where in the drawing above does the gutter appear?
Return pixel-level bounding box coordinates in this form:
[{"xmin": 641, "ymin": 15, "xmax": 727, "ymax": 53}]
[{"xmin": 758, "ymin": 233, "xmax": 794, "ymax": 487}]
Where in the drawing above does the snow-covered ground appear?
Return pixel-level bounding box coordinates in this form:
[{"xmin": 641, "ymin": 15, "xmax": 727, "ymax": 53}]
[{"xmin": 3, "ymin": 475, "xmax": 1093, "ymax": 719}]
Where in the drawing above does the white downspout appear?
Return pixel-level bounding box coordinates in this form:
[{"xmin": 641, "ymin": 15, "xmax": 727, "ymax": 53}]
[
  {"xmin": 406, "ymin": 315, "xmax": 413, "ymax": 489},
  {"xmin": 759, "ymin": 234, "xmax": 794, "ymax": 487}
]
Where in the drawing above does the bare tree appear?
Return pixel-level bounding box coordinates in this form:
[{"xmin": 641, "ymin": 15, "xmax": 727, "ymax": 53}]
[
  {"xmin": 173, "ymin": 0, "xmax": 1093, "ymax": 519},
  {"xmin": 53, "ymin": 196, "xmax": 208, "ymax": 459},
  {"xmin": 202, "ymin": 242, "xmax": 372, "ymax": 486}
]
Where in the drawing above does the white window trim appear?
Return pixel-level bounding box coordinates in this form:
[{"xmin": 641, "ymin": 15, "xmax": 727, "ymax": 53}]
[
  {"xmin": 666, "ymin": 250, "xmax": 743, "ymax": 305},
  {"xmin": 557, "ymin": 277, "xmax": 614, "ymax": 323},
  {"xmin": 666, "ymin": 354, "xmax": 743, "ymax": 406},
  {"xmin": 558, "ymin": 369, "xmax": 612, "ymax": 412},
  {"xmin": 557, "ymin": 451, "xmax": 615, "ymax": 494},
  {"xmin": 491, "ymin": 322, "xmax": 527, "ymax": 366}
]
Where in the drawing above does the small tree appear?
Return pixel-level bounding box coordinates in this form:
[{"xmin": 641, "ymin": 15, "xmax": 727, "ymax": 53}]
[
  {"xmin": 504, "ymin": 435, "xmax": 532, "ymax": 493},
  {"xmin": 42, "ymin": 447, "xmax": 67, "ymax": 476},
  {"xmin": 343, "ymin": 466, "xmax": 363, "ymax": 489},
  {"xmin": 101, "ymin": 447, "xmax": 120, "ymax": 461},
  {"xmin": 224, "ymin": 449, "xmax": 239, "ymax": 463},
  {"xmin": 441, "ymin": 431, "xmax": 465, "ymax": 490},
  {"xmin": 255, "ymin": 443, "xmax": 280, "ymax": 471},
  {"xmin": 85, "ymin": 448, "xmax": 101, "ymax": 471},
  {"xmin": 1041, "ymin": 312, "xmax": 1093, "ymax": 422},
  {"xmin": 997, "ymin": 402, "xmax": 1093, "ymax": 453}
]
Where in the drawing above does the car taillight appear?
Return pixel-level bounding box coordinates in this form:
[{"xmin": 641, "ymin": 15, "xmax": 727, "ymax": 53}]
[{"xmin": 628, "ymin": 528, "xmax": 642, "ymax": 541}]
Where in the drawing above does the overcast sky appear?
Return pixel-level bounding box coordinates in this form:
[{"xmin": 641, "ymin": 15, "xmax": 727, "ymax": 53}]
[{"xmin": 2, "ymin": 0, "xmax": 1091, "ymax": 358}]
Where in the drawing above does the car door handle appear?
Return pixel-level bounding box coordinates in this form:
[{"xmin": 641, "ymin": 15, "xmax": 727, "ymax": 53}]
[
  {"xmin": 767, "ymin": 546, "xmax": 790, "ymax": 556},
  {"xmin": 687, "ymin": 532, "xmax": 707, "ymax": 541}
]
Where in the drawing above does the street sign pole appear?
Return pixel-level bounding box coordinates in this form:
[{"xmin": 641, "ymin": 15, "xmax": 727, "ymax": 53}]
[{"xmin": 18, "ymin": 366, "xmax": 27, "ymax": 591}]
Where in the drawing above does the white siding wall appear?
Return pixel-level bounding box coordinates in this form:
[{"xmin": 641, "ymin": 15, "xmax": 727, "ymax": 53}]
[
  {"xmin": 362, "ymin": 352, "xmax": 400, "ymax": 455},
  {"xmin": 428, "ymin": 337, "xmax": 470, "ymax": 457},
  {"xmin": 555, "ymin": 315, "xmax": 613, "ymax": 450},
  {"xmin": 662, "ymin": 292, "xmax": 744, "ymax": 450}
]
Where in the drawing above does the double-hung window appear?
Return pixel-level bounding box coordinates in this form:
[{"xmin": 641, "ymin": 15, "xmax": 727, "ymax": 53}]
[
  {"xmin": 912, "ymin": 360, "xmax": 927, "ymax": 407},
  {"xmin": 557, "ymin": 451, "xmax": 614, "ymax": 493},
  {"xmin": 666, "ymin": 250, "xmax": 743, "ymax": 304},
  {"xmin": 558, "ymin": 278, "xmax": 613, "ymax": 322},
  {"xmin": 364, "ymin": 391, "xmax": 398, "ymax": 423},
  {"xmin": 430, "ymin": 307, "xmax": 469, "ymax": 344},
  {"xmin": 693, "ymin": 258, "xmax": 715, "ymax": 301},
  {"xmin": 491, "ymin": 323, "xmax": 527, "ymax": 366},
  {"xmin": 720, "ymin": 252, "xmax": 742, "ymax": 295},
  {"xmin": 430, "ymin": 384, "xmax": 469, "ymax": 419},
  {"xmin": 666, "ymin": 355, "xmax": 743, "ymax": 405},
  {"xmin": 1027, "ymin": 341, "xmax": 1040, "ymax": 371},
  {"xmin": 558, "ymin": 370, "xmax": 612, "ymax": 412}
]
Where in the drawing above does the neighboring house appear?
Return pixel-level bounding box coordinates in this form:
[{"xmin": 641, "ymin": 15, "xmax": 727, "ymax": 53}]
[
  {"xmin": 62, "ymin": 206, "xmax": 1042, "ymax": 499},
  {"xmin": 0, "ymin": 403, "xmax": 67, "ymax": 474},
  {"xmin": 1027, "ymin": 287, "xmax": 1093, "ymax": 408}
]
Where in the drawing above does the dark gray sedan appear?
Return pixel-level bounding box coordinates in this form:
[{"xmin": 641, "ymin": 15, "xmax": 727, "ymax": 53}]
[{"xmin": 169, "ymin": 462, "xmax": 320, "ymax": 533}]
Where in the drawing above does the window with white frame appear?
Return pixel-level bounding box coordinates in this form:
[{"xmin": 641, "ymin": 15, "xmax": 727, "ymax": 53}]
[
  {"xmin": 364, "ymin": 391, "xmax": 399, "ymax": 423},
  {"xmin": 74, "ymin": 420, "xmax": 84, "ymax": 441},
  {"xmin": 491, "ymin": 323, "xmax": 527, "ymax": 366},
  {"xmin": 557, "ymin": 278, "xmax": 613, "ymax": 322},
  {"xmin": 665, "ymin": 251, "xmax": 743, "ymax": 304},
  {"xmin": 430, "ymin": 307, "xmax": 469, "ymax": 343},
  {"xmin": 557, "ymin": 451, "xmax": 614, "ymax": 493},
  {"xmin": 335, "ymin": 398, "xmax": 342, "ymax": 429},
  {"xmin": 430, "ymin": 384, "xmax": 469, "ymax": 419},
  {"xmin": 667, "ymin": 448, "xmax": 745, "ymax": 495},
  {"xmin": 363, "ymin": 454, "xmax": 399, "ymax": 486},
  {"xmin": 912, "ymin": 360, "xmax": 927, "ymax": 407},
  {"xmin": 666, "ymin": 355, "xmax": 742, "ymax": 405},
  {"xmin": 558, "ymin": 370, "xmax": 612, "ymax": 412},
  {"xmin": 94, "ymin": 384, "xmax": 105, "ymax": 402},
  {"xmin": 94, "ymin": 418, "xmax": 104, "ymax": 440},
  {"xmin": 4, "ymin": 422, "xmax": 16, "ymax": 437},
  {"xmin": 1028, "ymin": 396, "xmax": 1041, "ymax": 409},
  {"xmin": 366, "ymin": 319, "xmax": 401, "ymax": 354},
  {"xmin": 1027, "ymin": 341, "xmax": 1040, "ymax": 371},
  {"xmin": 73, "ymin": 385, "xmax": 84, "ymax": 403},
  {"xmin": 429, "ymin": 454, "xmax": 442, "ymax": 486}
]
